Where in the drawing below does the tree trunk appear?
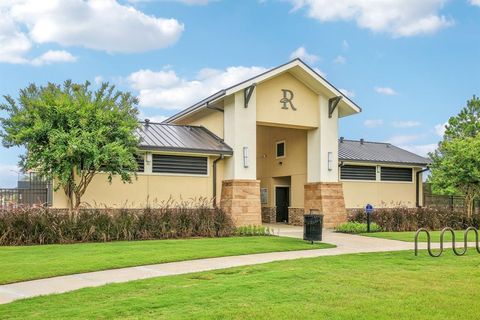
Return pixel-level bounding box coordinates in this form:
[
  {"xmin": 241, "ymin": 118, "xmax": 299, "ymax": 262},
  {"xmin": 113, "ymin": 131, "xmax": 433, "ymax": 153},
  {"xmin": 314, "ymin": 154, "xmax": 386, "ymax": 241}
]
[
  {"xmin": 73, "ymin": 191, "xmax": 82, "ymax": 211},
  {"xmin": 465, "ymin": 191, "xmax": 474, "ymax": 218}
]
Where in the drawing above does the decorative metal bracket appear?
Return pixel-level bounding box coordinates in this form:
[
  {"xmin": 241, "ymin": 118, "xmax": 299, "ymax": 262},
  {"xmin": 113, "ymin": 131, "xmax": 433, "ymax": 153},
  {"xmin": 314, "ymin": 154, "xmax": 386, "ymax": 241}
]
[
  {"xmin": 244, "ymin": 84, "xmax": 256, "ymax": 108},
  {"xmin": 328, "ymin": 96, "xmax": 342, "ymax": 118},
  {"xmin": 206, "ymin": 102, "xmax": 224, "ymax": 113}
]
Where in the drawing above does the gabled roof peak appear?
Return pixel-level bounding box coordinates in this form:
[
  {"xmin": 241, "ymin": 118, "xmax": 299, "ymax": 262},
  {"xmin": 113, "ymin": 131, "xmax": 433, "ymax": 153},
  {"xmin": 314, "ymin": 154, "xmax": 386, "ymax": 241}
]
[{"xmin": 165, "ymin": 58, "xmax": 362, "ymax": 123}]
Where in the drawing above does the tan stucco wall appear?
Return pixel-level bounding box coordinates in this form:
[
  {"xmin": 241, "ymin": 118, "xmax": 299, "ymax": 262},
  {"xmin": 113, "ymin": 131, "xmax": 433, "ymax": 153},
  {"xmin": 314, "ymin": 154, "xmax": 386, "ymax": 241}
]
[
  {"xmin": 256, "ymin": 125, "xmax": 307, "ymax": 208},
  {"xmin": 256, "ymin": 72, "xmax": 319, "ymax": 128},
  {"xmin": 52, "ymin": 155, "xmax": 225, "ymax": 208},
  {"xmin": 176, "ymin": 108, "xmax": 224, "ymax": 139},
  {"xmin": 342, "ymin": 164, "xmax": 423, "ymax": 208}
]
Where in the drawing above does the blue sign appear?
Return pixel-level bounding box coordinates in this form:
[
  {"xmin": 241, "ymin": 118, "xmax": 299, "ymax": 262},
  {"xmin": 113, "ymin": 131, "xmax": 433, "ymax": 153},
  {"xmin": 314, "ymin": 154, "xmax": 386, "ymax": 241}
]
[{"xmin": 365, "ymin": 204, "xmax": 374, "ymax": 214}]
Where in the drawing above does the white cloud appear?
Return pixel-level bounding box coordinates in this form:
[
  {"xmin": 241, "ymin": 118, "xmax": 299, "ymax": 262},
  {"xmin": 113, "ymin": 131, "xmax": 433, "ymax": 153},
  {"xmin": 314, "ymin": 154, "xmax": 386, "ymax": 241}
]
[
  {"xmin": 0, "ymin": 9, "xmax": 31, "ymax": 64},
  {"xmin": 374, "ymin": 86, "xmax": 398, "ymax": 95},
  {"xmin": 342, "ymin": 40, "xmax": 349, "ymax": 50},
  {"xmin": 30, "ymin": 50, "xmax": 77, "ymax": 66},
  {"xmin": 387, "ymin": 134, "xmax": 423, "ymax": 145},
  {"xmin": 392, "ymin": 120, "xmax": 421, "ymax": 128},
  {"xmin": 148, "ymin": 115, "xmax": 168, "ymax": 123},
  {"xmin": 334, "ymin": 55, "xmax": 346, "ymax": 64},
  {"xmin": 94, "ymin": 76, "xmax": 104, "ymax": 85},
  {"xmin": 128, "ymin": 0, "xmax": 213, "ymax": 4},
  {"xmin": 290, "ymin": 0, "xmax": 453, "ymax": 37},
  {"xmin": 339, "ymin": 88, "xmax": 355, "ymax": 98},
  {"xmin": 313, "ymin": 67, "xmax": 326, "ymax": 78},
  {"xmin": 363, "ymin": 119, "xmax": 383, "ymax": 128},
  {"xmin": 175, "ymin": 0, "xmax": 212, "ymax": 4},
  {"xmin": 129, "ymin": 69, "xmax": 180, "ymax": 91},
  {"xmin": 289, "ymin": 46, "xmax": 320, "ymax": 64},
  {"xmin": 470, "ymin": 0, "xmax": 480, "ymax": 6},
  {"xmin": 400, "ymin": 144, "xmax": 437, "ymax": 157},
  {"xmin": 0, "ymin": 0, "xmax": 184, "ymax": 64},
  {"xmin": 128, "ymin": 65, "xmax": 267, "ymax": 110},
  {"xmin": 0, "ymin": 163, "xmax": 20, "ymax": 188},
  {"xmin": 434, "ymin": 122, "xmax": 448, "ymax": 137}
]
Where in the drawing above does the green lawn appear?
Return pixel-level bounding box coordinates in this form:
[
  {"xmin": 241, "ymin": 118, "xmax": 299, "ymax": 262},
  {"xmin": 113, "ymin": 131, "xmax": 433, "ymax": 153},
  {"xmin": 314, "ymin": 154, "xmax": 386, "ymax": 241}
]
[
  {"xmin": 1, "ymin": 250, "xmax": 479, "ymax": 319},
  {"xmin": 0, "ymin": 236, "xmax": 332, "ymax": 285},
  {"xmin": 360, "ymin": 230, "xmax": 479, "ymax": 242}
]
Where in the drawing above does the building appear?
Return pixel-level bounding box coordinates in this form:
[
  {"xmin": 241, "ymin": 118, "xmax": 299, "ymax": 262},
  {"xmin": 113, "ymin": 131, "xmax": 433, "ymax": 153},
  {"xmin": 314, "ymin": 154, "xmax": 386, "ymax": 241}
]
[{"xmin": 52, "ymin": 59, "xmax": 430, "ymax": 227}]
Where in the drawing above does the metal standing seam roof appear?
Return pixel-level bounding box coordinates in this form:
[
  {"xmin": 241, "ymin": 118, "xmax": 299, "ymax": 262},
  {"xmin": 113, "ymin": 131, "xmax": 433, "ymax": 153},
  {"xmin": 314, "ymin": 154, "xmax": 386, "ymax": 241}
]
[
  {"xmin": 339, "ymin": 139, "xmax": 431, "ymax": 166},
  {"xmin": 136, "ymin": 122, "xmax": 233, "ymax": 155}
]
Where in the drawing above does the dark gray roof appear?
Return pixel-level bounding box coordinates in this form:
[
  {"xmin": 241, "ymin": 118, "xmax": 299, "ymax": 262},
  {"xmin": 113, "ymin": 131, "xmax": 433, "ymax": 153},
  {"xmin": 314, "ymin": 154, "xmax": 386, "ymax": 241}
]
[
  {"xmin": 339, "ymin": 139, "xmax": 431, "ymax": 166},
  {"xmin": 137, "ymin": 122, "xmax": 233, "ymax": 155}
]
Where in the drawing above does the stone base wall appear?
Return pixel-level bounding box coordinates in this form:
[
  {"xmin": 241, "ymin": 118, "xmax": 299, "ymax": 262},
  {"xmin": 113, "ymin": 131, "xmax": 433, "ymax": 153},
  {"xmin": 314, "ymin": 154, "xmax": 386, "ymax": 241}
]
[
  {"xmin": 304, "ymin": 182, "xmax": 347, "ymax": 228},
  {"xmin": 220, "ymin": 180, "xmax": 262, "ymax": 226},
  {"xmin": 288, "ymin": 207, "xmax": 305, "ymax": 226},
  {"xmin": 261, "ymin": 207, "xmax": 276, "ymax": 223}
]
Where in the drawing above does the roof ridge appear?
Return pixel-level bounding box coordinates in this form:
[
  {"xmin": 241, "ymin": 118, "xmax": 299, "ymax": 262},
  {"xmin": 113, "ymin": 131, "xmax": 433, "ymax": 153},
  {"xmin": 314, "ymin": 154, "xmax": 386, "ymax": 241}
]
[
  {"xmin": 140, "ymin": 121, "xmax": 203, "ymax": 129},
  {"xmin": 340, "ymin": 138, "xmax": 391, "ymax": 145}
]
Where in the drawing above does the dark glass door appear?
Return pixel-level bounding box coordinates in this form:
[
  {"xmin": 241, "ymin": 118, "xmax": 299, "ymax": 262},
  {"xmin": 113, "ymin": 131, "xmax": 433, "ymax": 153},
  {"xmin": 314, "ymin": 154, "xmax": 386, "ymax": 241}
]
[{"xmin": 275, "ymin": 187, "xmax": 290, "ymax": 223}]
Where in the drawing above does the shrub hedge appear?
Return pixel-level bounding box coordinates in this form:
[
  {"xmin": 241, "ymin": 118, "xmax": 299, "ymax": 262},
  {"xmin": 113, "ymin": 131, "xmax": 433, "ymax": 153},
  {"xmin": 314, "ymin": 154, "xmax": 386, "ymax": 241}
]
[
  {"xmin": 348, "ymin": 206, "xmax": 480, "ymax": 232},
  {"xmin": 335, "ymin": 222, "xmax": 381, "ymax": 233},
  {"xmin": 0, "ymin": 205, "xmax": 236, "ymax": 246}
]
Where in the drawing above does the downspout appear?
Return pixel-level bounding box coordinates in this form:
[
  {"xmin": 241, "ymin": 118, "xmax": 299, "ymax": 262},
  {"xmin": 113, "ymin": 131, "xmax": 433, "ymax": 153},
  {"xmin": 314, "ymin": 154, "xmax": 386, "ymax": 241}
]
[
  {"xmin": 213, "ymin": 155, "xmax": 224, "ymax": 207},
  {"xmin": 416, "ymin": 167, "xmax": 430, "ymax": 207}
]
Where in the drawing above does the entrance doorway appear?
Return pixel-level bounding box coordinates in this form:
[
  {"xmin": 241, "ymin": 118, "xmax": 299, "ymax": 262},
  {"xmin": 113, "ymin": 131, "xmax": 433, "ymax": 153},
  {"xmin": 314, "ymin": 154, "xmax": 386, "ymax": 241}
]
[{"xmin": 275, "ymin": 186, "xmax": 290, "ymax": 223}]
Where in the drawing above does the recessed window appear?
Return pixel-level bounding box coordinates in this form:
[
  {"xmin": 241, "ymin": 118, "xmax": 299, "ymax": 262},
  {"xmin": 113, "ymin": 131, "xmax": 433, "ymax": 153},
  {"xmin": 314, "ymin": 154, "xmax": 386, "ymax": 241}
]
[
  {"xmin": 340, "ymin": 165, "xmax": 376, "ymax": 181},
  {"xmin": 381, "ymin": 167, "xmax": 412, "ymax": 182},
  {"xmin": 152, "ymin": 154, "xmax": 208, "ymax": 175},
  {"xmin": 276, "ymin": 141, "xmax": 286, "ymax": 158}
]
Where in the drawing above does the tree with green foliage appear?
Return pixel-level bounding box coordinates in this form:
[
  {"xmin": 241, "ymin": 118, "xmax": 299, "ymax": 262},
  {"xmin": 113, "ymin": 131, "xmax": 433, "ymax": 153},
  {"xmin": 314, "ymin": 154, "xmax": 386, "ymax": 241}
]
[
  {"xmin": 0, "ymin": 81, "xmax": 140, "ymax": 210},
  {"xmin": 429, "ymin": 96, "xmax": 480, "ymax": 217}
]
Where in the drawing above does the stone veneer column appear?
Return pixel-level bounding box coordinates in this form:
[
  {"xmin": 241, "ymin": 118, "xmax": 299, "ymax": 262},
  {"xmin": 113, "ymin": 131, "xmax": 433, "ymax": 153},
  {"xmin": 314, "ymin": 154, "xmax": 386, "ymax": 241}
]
[
  {"xmin": 220, "ymin": 180, "xmax": 261, "ymax": 226},
  {"xmin": 304, "ymin": 182, "xmax": 347, "ymax": 228},
  {"xmin": 261, "ymin": 207, "xmax": 276, "ymax": 223}
]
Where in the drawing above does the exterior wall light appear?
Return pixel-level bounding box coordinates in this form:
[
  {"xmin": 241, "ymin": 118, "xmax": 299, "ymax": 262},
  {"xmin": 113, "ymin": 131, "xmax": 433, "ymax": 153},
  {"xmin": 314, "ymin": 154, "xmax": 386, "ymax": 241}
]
[
  {"xmin": 328, "ymin": 152, "xmax": 333, "ymax": 171},
  {"xmin": 243, "ymin": 146, "xmax": 249, "ymax": 168}
]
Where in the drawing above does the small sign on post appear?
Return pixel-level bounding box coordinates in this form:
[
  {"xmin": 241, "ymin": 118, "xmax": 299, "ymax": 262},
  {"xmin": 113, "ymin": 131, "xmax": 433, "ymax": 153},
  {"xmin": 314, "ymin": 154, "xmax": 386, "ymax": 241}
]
[{"xmin": 365, "ymin": 204, "xmax": 374, "ymax": 233}]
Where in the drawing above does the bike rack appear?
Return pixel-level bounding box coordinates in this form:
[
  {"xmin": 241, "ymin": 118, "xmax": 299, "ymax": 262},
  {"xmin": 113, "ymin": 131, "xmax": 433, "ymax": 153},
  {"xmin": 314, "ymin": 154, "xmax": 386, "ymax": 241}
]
[{"xmin": 415, "ymin": 227, "xmax": 480, "ymax": 257}]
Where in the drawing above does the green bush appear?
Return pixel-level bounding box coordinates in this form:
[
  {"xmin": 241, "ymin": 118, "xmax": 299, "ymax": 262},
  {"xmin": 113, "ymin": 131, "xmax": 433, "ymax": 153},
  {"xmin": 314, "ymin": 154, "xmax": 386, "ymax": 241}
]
[
  {"xmin": 0, "ymin": 203, "xmax": 235, "ymax": 246},
  {"xmin": 348, "ymin": 206, "xmax": 480, "ymax": 232},
  {"xmin": 235, "ymin": 225, "xmax": 272, "ymax": 236},
  {"xmin": 335, "ymin": 222, "xmax": 381, "ymax": 234}
]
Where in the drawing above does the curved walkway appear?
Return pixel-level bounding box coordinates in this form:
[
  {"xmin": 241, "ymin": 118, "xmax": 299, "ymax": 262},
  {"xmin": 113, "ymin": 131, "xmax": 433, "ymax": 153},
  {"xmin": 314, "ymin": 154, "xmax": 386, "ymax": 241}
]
[{"xmin": 0, "ymin": 225, "xmax": 436, "ymax": 304}]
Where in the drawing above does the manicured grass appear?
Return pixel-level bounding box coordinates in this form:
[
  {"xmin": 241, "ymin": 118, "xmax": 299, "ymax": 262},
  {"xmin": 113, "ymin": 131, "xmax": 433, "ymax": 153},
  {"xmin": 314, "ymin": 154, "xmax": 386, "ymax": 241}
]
[
  {"xmin": 1, "ymin": 250, "xmax": 479, "ymax": 319},
  {"xmin": 360, "ymin": 230, "xmax": 479, "ymax": 242},
  {"xmin": 0, "ymin": 236, "xmax": 333, "ymax": 285}
]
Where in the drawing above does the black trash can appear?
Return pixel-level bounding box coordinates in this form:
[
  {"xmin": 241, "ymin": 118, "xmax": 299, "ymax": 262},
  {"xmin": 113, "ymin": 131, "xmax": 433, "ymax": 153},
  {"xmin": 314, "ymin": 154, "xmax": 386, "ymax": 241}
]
[{"xmin": 303, "ymin": 214, "xmax": 323, "ymax": 242}]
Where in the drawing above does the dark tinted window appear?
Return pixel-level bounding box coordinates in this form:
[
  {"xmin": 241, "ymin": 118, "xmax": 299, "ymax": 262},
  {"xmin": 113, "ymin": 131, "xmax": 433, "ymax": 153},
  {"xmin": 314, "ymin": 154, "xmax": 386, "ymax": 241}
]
[
  {"xmin": 276, "ymin": 142, "xmax": 285, "ymax": 158},
  {"xmin": 340, "ymin": 165, "xmax": 376, "ymax": 181},
  {"xmin": 152, "ymin": 154, "xmax": 208, "ymax": 175},
  {"xmin": 136, "ymin": 155, "xmax": 145, "ymax": 172},
  {"xmin": 381, "ymin": 167, "xmax": 412, "ymax": 182}
]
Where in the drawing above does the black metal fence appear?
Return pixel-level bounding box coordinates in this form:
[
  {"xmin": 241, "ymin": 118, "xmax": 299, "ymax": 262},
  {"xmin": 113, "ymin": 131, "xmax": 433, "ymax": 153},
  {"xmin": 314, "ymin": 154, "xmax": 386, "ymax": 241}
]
[
  {"xmin": 0, "ymin": 173, "xmax": 50, "ymax": 209},
  {"xmin": 423, "ymin": 184, "xmax": 480, "ymax": 214}
]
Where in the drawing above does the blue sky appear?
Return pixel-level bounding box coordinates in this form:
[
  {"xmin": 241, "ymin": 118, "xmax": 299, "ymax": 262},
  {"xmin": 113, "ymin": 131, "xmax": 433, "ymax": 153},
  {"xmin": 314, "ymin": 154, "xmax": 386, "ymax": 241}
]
[{"xmin": 0, "ymin": 0, "xmax": 479, "ymax": 187}]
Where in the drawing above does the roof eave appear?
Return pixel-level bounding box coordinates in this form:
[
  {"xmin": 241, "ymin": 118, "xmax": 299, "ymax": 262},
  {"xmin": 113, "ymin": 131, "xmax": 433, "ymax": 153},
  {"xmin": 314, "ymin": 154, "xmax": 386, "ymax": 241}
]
[
  {"xmin": 139, "ymin": 145, "xmax": 233, "ymax": 156},
  {"xmin": 339, "ymin": 158, "xmax": 430, "ymax": 167}
]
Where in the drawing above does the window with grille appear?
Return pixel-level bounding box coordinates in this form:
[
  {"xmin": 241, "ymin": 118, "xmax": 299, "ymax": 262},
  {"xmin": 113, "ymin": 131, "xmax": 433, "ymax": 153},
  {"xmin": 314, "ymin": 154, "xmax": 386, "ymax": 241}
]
[
  {"xmin": 380, "ymin": 167, "xmax": 412, "ymax": 182},
  {"xmin": 136, "ymin": 155, "xmax": 145, "ymax": 173},
  {"xmin": 340, "ymin": 165, "xmax": 376, "ymax": 181},
  {"xmin": 152, "ymin": 154, "xmax": 208, "ymax": 175}
]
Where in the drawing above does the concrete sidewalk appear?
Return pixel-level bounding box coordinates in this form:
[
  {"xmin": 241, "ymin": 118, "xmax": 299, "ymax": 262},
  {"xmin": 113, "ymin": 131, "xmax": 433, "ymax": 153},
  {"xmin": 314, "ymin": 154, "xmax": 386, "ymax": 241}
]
[{"xmin": 0, "ymin": 226, "xmax": 433, "ymax": 304}]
